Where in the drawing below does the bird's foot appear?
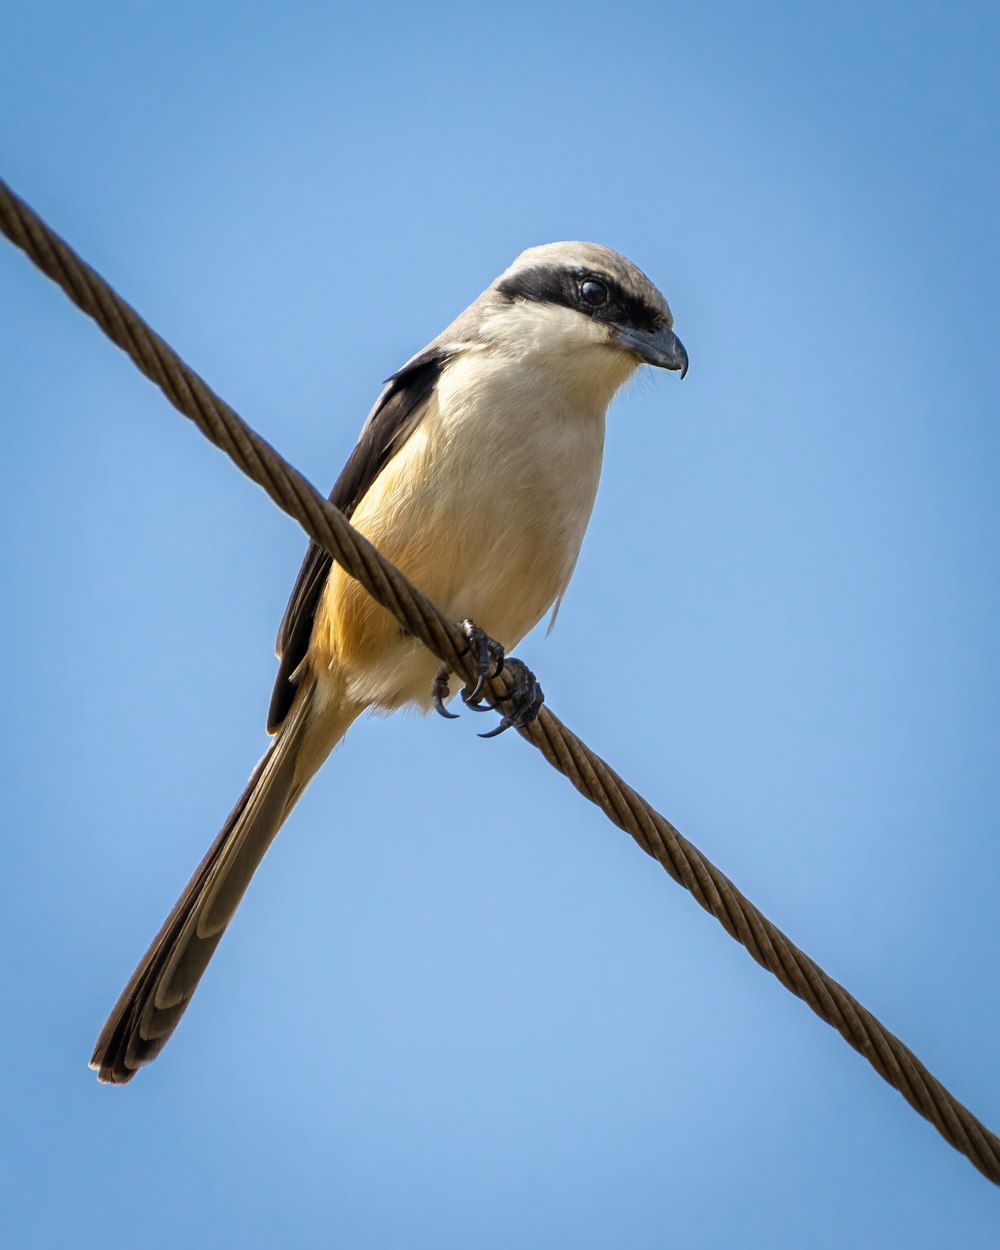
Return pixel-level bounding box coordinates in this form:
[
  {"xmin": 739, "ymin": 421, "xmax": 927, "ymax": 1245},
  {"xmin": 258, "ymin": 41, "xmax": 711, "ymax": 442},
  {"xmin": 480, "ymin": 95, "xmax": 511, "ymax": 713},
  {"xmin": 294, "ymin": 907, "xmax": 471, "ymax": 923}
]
[
  {"xmin": 432, "ymin": 620, "xmax": 542, "ymax": 734},
  {"xmin": 431, "ymin": 664, "xmax": 459, "ymax": 719},
  {"xmin": 432, "ymin": 618, "xmax": 504, "ymax": 719},
  {"xmin": 458, "ymin": 619, "xmax": 505, "ymax": 706},
  {"xmin": 477, "ymin": 657, "xmax": 544, "ymax": 738}
]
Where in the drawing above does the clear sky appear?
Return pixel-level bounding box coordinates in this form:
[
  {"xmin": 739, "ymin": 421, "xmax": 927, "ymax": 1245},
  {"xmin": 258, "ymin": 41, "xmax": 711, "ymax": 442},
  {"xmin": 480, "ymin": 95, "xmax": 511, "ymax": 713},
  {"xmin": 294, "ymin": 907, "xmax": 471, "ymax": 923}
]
[{"xmin": 2, "ymin": 2, "xmax": 999, "ymax": 1245}]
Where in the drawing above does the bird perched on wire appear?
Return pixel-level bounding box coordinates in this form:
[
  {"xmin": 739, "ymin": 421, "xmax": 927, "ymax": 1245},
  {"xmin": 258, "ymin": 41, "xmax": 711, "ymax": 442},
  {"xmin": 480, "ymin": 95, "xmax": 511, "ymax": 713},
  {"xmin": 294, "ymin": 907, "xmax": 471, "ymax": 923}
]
[{"xmin": 90, "ymin": 241, "xmax": 688, "ymax": 1083}]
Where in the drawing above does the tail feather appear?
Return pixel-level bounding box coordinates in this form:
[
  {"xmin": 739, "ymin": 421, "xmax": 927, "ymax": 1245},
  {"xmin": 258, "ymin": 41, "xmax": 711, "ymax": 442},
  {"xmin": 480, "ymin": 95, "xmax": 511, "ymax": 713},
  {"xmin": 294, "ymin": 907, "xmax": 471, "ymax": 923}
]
[{"xmin": 90, "ymin": 681, "xmax": 343, "ymax": 1084}]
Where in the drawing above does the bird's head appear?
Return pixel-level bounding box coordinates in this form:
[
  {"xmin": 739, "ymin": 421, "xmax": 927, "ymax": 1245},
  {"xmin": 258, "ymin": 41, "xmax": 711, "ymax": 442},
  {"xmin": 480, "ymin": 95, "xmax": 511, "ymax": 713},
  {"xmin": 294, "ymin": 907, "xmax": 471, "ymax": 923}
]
[{"xmin": 464, "ymin": 242, "xmax": 687, "ymax": 406}]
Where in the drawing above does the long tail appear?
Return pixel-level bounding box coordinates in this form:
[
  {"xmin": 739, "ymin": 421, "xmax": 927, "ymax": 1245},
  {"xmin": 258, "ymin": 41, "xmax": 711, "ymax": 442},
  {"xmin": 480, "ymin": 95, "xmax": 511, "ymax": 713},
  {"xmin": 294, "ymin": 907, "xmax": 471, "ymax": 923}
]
[{"xmin": 91, "ymin": 680, "xmax": 352, "ymax": 1084}]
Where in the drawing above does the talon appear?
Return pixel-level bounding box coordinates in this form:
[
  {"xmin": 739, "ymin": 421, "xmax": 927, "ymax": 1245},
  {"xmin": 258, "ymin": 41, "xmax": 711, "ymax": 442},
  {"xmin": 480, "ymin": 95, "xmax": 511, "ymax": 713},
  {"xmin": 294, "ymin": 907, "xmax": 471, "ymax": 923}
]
[
  {"xmin": 432, "ymin": 665, "xmax": 459, "ymax": 720},
  {"xmin": 462, "ymin": 690, "xmax": 494, "ymax": 711},
  {"xmin": 476, "ymin": 656, "xmax": 544, "ymax": 742},
  {"xmin": 463, "ymin": 630, "xmax": 490, "ymax": 703},
  {"xmin": 465, "ymin": 669, "xmax": 488, "ymax": 705}
]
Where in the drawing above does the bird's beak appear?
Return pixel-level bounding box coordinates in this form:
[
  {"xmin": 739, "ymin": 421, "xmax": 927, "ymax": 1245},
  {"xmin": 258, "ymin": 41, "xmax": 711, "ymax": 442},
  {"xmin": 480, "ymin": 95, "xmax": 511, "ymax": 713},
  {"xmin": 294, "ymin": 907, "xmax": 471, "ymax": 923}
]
[{"xmin": 617, "ymin": 324, "xmax": 689, "ymax": 378}]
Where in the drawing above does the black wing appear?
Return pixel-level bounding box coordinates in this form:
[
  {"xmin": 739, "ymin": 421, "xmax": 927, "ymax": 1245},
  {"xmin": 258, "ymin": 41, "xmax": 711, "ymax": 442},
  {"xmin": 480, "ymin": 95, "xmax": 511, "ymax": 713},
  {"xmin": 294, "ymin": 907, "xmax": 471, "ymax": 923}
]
[{"xmin": 266, "ymin": 348, "xmax": 448, "ymax": 732}]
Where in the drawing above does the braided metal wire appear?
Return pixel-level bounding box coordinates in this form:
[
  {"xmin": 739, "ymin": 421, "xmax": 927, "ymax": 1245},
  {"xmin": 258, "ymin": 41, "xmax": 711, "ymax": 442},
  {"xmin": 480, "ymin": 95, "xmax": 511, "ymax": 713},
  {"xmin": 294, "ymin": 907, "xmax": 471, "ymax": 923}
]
[{"xmin": 3, "ymin": 177, "xmax": 997, "ymax": 1185}]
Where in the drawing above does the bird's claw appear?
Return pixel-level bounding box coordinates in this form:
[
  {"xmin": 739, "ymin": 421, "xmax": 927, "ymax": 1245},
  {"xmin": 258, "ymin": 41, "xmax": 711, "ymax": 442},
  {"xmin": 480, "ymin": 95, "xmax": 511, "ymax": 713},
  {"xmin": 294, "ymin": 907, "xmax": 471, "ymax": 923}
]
[
  {"xmin": 459, "ymin": 618, "xmax": 505, "ymax": 705},
  {"xmin": 431, "ymin": 620, "xmax": 541, "ymax": 736},
  {"xmin": 432, "ymin": 665, "xmax": 460, "ymax": 719},
  {"xmin": 477, "ymin": 658, "xmax": 544, "ymax": 739},
  {"xmin": 431, "ymin": 619, "xmax": 503, "ymax": 719}
]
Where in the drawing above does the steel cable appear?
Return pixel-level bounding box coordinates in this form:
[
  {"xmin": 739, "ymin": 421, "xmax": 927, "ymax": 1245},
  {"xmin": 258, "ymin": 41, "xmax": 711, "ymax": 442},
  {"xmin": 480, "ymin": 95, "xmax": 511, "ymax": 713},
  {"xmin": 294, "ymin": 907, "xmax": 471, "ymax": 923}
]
[{"xmin": 3, "ymin": 177, "xmax": 997, "ymax": 1185}]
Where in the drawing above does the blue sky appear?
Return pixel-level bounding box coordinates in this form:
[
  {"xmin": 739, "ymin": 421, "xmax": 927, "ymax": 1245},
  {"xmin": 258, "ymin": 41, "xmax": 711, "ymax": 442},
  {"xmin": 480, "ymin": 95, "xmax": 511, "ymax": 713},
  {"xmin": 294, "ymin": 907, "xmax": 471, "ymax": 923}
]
[{"xmin": 2, "ymin": 2, "xmax": 999, "ymax": 1245}]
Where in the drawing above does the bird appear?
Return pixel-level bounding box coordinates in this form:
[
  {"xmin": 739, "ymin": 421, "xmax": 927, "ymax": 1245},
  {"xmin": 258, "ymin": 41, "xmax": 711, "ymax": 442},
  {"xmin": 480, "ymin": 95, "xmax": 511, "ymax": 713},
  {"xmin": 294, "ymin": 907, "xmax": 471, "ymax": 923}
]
[{"xmin": 90, "ymin": 241, "xmax": 688, "ymax": 1083}]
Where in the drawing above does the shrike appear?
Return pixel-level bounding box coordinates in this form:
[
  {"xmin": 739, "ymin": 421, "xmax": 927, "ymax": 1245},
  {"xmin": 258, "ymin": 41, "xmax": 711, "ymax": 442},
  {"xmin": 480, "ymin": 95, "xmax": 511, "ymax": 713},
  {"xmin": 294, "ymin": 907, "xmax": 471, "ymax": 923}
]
[{"xmin": 91, "ymin": 241, "xmax": 688, "ymax": 1083}]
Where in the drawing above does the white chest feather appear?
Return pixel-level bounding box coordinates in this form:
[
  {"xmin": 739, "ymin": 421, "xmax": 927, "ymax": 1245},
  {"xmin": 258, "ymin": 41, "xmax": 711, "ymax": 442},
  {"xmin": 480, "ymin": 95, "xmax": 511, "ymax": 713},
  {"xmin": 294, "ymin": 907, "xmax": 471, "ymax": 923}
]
[
  {"xmin": 404, "ymin": 349, "xmax": 608, "ymax": 641},
  {"xmin": 316, "ymin": 332, "xmax": 637, "ymax": 710}
]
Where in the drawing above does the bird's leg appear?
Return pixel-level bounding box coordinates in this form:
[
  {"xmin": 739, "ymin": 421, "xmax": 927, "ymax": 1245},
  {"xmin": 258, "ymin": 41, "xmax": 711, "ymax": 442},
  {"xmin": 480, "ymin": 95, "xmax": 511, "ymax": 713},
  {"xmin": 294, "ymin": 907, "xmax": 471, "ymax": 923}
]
[{"xmin": 478, "ymin": 658, "xmax": 544, "ymax": 739}]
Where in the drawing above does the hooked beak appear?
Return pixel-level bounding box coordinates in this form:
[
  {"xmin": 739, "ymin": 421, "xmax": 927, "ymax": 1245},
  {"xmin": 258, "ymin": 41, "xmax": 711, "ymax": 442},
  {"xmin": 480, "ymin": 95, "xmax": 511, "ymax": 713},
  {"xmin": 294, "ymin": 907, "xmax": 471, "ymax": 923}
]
[{"xmin": 617, "ymin": 324, "xmax": 689, "ymax": 378}]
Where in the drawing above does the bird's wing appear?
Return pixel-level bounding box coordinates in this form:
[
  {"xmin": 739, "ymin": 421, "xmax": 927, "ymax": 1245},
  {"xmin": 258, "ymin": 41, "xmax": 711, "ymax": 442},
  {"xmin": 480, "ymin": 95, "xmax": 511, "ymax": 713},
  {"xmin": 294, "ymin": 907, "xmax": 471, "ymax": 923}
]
[{"xmin": 266, "ymin": 346, "xmax": 449, "ymax": 732}]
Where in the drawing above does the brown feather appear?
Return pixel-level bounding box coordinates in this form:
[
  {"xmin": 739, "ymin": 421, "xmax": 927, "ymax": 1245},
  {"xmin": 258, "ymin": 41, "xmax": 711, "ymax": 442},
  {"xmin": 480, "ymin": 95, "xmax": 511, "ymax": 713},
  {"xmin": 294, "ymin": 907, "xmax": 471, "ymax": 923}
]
[{"xmin": 90, "ymin": 681, "xmax": 355, "ymax": 1083}]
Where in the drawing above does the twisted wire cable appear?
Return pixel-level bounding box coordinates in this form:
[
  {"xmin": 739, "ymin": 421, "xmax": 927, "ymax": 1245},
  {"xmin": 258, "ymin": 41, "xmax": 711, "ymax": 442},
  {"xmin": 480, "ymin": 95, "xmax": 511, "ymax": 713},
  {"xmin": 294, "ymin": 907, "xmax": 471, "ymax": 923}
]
[{"xmin": 3, "ymin": 178, "xmax": 997, "ymax": 1185}]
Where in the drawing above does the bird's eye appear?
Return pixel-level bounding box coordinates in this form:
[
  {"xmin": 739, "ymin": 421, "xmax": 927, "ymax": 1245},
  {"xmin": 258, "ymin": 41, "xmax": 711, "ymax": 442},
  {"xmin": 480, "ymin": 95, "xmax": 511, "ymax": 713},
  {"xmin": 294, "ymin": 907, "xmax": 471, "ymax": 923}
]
[{"xmin": 579, "ymin": 279, "xmax": 608, "ymax": 308}]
